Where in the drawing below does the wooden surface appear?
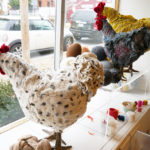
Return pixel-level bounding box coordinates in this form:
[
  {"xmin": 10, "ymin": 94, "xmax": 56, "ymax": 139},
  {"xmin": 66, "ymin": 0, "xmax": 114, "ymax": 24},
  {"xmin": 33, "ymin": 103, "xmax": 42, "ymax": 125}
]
[
  {"xmin": 115, "ymin": 0, "xmax": 120, "ymax": 11},
  {"xmin": 20, "ymin": 0, "xmax": 30, "ymax": 62},
  {"xmin": 0, "ymin": 118, "xmax": 28, "ymax": 134}
]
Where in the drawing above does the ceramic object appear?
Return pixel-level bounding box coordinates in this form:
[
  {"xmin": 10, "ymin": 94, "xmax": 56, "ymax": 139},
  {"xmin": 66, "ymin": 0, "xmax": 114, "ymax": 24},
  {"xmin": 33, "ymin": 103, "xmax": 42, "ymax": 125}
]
[{"xmin": 122, "ymin": 101, "xmax": 137, "ymax": 112}]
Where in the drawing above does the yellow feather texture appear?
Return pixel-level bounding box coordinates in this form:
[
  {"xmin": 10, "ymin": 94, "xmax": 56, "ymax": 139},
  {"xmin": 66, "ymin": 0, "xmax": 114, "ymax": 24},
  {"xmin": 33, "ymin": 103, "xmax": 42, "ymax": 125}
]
[{"xmin": 102, "ymin": 7, "xmax": 150, "ymax": 33}]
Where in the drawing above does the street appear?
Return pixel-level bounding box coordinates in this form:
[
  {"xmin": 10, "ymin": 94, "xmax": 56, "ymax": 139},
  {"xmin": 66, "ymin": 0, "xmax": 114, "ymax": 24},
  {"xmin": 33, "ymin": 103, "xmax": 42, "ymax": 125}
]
[{"xmin": 30, "ymin": 38, "xmax": 103, "ymax": 58}]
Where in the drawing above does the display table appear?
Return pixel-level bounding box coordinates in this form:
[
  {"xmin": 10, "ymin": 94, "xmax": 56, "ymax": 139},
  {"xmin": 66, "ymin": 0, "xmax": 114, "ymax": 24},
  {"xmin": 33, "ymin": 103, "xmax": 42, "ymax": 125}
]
[
  {"xmin": 102, "ymin": 105, "xmax": 150, "ymax": 150},
  {"xmin": 0, "ymin": 84, "xmax": 150, "ymax": 150}
]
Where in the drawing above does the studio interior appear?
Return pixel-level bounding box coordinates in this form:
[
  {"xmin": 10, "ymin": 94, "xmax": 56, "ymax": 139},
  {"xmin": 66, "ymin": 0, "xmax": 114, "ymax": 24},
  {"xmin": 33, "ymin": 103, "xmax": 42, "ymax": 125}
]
[{"xmin": 0, "ymin": 0, "xmax": 150, "ymax": 150}]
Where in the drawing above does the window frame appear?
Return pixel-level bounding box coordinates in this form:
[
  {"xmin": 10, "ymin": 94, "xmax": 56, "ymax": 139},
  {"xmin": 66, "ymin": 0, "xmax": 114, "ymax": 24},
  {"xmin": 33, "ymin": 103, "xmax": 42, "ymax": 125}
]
[{"xmin": 54, "ymin": 0, "xmax": 65, "ymax": 70}]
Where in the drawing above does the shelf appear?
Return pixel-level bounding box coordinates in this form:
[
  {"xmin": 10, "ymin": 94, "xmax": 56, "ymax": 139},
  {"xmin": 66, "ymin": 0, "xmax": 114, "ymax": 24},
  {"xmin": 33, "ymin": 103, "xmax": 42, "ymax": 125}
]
[
  {"xmin": 0, "ymin": 69, "xmax": 150, "ymax": 150},
  {"xmin": 102, "ymin": 70, "xmax": 149, "ymax": 92}
]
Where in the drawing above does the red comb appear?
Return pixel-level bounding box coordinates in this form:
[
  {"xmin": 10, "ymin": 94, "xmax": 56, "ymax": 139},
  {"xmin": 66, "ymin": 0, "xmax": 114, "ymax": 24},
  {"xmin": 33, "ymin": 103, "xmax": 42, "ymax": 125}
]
[
  {"xmin": 94, "ymin": 2, "xmax": 105, "ymax": 13},
  {"xmin": 0, "ymin": 44, "xmax": 10, "ymax": 75},
  {"xmin": 94, "ymin": 2, "xmax": 106, "ymax": 31},
  {"xmin": 0, "ymin": 44, "xmax": 9, "ymax": 54}
]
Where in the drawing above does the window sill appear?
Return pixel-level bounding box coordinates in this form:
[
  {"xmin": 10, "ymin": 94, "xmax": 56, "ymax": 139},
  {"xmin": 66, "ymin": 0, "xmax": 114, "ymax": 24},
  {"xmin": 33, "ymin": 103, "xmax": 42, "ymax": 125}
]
[
  {"xmin": 0, "ymin": 118, "xmax": 28, "ymax": 134},
  {"xmin": 0, "ymin": 86, "xmax": 150, "ymax": 149}
]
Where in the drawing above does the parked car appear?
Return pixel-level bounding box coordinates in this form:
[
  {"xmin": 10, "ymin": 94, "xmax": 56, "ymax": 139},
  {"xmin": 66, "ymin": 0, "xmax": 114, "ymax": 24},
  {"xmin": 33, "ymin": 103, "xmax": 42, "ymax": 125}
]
[
  {"xmin": 0, "ymin": 15, "xmax": 74, "ymax": 56},
  {"xmin": 69, "ymin": 9, "xmax": 103, "ymax": 42}
]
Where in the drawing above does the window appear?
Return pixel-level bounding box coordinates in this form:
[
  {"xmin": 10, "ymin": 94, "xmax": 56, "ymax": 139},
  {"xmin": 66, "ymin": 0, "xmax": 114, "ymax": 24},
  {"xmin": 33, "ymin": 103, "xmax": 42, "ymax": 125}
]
[
  {"xmin": 0, "ymin": 0, "xmax": 57, "ymax": 128},
  {"xmin": 0, "ymin": 19, "xmax": 8, "ymax": 30},
  {"xmin": 66, "ymin": 0, "xmax": 104, "ymax": 45},
  {"xmin": 30, "ymin": 20, "xmax": 54, "ymax": 30},
  {"xmin": 9, "ymin": 20, "xmax": 20, "ymax": 31}
]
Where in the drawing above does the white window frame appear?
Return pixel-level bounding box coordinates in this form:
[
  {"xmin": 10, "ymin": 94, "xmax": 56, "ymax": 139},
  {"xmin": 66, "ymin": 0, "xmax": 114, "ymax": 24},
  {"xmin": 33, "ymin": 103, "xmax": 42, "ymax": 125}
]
[{"xmin": 54, "ymin": 0, "xmax": 65, "ymax": 70}]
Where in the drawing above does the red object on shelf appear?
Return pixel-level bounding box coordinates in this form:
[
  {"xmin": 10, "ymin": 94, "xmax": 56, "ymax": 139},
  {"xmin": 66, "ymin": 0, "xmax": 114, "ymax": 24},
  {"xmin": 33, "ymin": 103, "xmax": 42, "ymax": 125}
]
[
  {"xmin": 87, "ymin": 115, "xmax": 94, "ymax": 122},
  {"xmin": 88, "ymin": 131, "xmax": 95, "ymax": 136},
  {"xmin": 137, "ymin": 107, "xmax": 142, "ymax": 112},
  {"xmin": 107, "ymin": 108, "xmax": 119, "ymax": 120}
]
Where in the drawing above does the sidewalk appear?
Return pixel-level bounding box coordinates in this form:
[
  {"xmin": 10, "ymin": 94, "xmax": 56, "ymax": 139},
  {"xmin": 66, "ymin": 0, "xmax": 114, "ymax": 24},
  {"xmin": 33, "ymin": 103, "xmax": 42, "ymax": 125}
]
[{"xmin": 31, "ymin": 54, "xmax": 54, "ymax": 70}]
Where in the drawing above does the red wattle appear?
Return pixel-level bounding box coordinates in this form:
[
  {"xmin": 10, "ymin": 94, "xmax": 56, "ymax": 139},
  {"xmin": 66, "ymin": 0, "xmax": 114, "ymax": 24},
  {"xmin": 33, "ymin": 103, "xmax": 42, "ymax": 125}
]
[{"xmin": 0, "ymin": 44, "xmax": 10, "ymax": 75}]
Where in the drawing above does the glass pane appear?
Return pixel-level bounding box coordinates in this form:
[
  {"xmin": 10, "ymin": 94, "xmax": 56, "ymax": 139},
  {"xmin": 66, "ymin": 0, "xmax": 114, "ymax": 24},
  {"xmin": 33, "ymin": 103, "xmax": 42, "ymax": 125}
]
[
  {"xmin": 29, "ymin": 20, "xmax": 54, "ymax": 30},
  {"xmin": 65, "ymin": 0, "xmax": 104, "ymax": 49},
  {"xmin": 130, "ymin": 131, "xmax": 150, "ymax": 150},
  {"xmin": 62, "ymin": 0, "xmax": 150, "ymax": 149},
  {"xmin": 0, "ymin": 0, "xmax": 56, "ymax": 127},
  {"xmin": 0, "ymin": 19, "xmax": 8, "ymax": 30},
  {"xmin": 0, "ymin": 1, "xmax": 24, "ymax": 127},
  {"xmin": 29, "ymin": 1, "xmax": 56, "ymax": 70},
  {"xmin": 9, "ymin": 20, "xmax": 21, "ymax": 31}
]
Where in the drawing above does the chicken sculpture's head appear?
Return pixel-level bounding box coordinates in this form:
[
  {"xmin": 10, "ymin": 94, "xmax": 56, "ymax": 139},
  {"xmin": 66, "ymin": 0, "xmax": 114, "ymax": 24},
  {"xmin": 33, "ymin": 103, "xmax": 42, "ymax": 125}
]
[
  {"xmin": 73, "ymin": 52, "xmax": 104, "ymax": 99},
  {"xmin": 94, "ymin": 2, "xmax": 107, "ymax": 31}
]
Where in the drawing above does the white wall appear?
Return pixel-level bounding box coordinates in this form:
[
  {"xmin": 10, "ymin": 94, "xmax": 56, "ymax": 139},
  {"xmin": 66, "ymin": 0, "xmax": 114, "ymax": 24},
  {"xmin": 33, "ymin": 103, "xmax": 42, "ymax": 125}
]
[
  {"xmin": 119, "ymin": 0, "xmax": 150, "ymax": 91},
  {"xmin": 119, "ymin": 0, "xmax": 150, "ymax": 19}
]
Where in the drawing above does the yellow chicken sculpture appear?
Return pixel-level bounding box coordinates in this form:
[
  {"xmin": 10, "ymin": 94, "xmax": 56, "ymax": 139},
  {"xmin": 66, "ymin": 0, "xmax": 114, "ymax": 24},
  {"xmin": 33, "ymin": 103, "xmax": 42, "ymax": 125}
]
[{"xmin": 102, "ymin": 7, "xmax": 150, "ymax": 33}]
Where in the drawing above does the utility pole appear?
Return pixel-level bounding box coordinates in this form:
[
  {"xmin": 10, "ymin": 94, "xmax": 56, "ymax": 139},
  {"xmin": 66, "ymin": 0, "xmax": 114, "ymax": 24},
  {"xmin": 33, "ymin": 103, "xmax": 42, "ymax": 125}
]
[{"xmin": 19, "ymin": 0, "xmax": 30, "ymax": 62}]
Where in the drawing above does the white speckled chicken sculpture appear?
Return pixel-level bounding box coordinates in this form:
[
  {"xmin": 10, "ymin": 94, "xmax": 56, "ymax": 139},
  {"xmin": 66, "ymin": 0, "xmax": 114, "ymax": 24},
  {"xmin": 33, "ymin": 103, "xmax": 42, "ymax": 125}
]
[{"xmin": 0, "ymin": 44, "xmax": 104, "ymax": 150}]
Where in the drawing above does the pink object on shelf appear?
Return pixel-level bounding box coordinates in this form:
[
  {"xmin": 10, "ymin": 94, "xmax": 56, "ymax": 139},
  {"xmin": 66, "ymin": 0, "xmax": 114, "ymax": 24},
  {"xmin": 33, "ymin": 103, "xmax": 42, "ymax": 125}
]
[{"xmin": 137, "ymin": 100, "xmax": 142, "ymax": 107}]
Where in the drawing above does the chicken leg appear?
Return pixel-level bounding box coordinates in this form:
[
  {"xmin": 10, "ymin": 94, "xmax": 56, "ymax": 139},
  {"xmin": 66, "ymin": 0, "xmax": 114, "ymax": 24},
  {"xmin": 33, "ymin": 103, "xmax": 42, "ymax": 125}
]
[
  {"xmin": 43, "ymin": 129, "xmax": 66, "ymax": 145},
  {"xmin": 123, "ymin": 64, "xmax": 139, "ymax": 76},
  {"xmin": 120, "ymin": 67, "xmax": 127, "ymax": 81},
  {"xmin": 53, "ymin": 132, "xmax": 72, "ymax": 150},
  {"xmin": 42, "ymin": 130, "xmax": 72, "ymax": 150}
]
